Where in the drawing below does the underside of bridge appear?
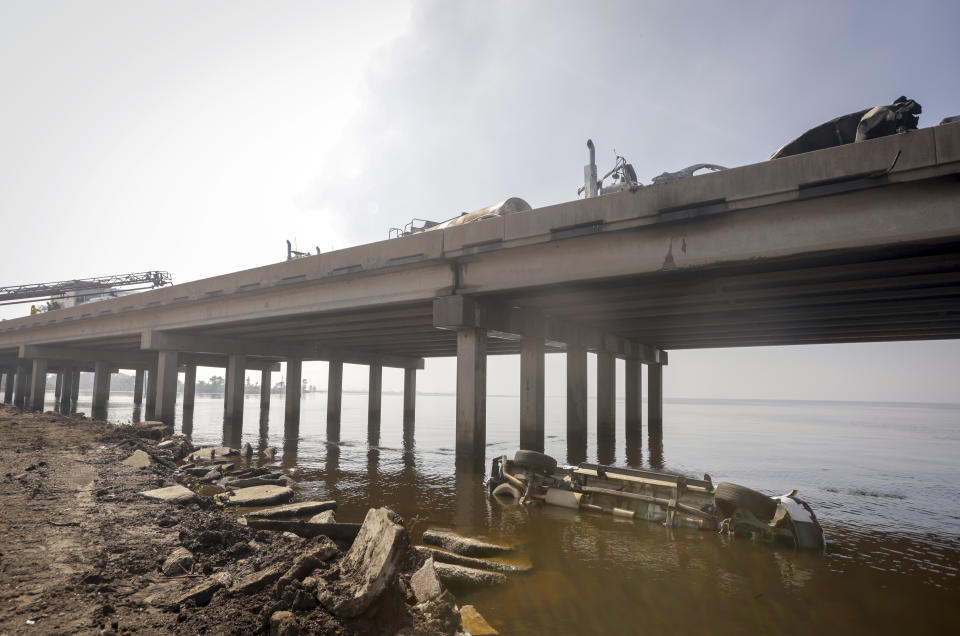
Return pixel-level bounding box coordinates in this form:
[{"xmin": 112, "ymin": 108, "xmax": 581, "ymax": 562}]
[{"xmin": 2, "ymin": 122, "xmax": 960, "ymax": 467}]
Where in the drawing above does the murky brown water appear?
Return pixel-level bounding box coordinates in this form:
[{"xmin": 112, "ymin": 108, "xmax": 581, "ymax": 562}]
[{"xmin": 68, "ymin": 391, "xmax": 960, "ymax": 634}]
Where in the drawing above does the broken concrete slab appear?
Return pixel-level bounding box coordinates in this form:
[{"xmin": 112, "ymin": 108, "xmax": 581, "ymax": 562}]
[
  {"xmin": 176, "ymin": 571, "xmax": 233, "ymax": 606},
  {"xmin": 263, "ymin": 446, "xmax": 278, "ymax": 460},
  {"xmin": 460, "ymin": 605, "xmax": 499, "ymax": 635},
  {"xmin": 433, "ymin": 562, "xmax": 506, "ymax": 587},
  {"xmin": 244, "ymin": 519, "xmax": 361, "ymax": 541},
  {"xmin": 242, "ymin": 442, "xmax": 252, "ymax": 458},
  {"xmin": 140, "ymin": 484, "xmax": 198, "ymax": 504},
  {"xmin": 132, "ymin": 421, "xmax": 169, "ymax": 440},
  {"xmin": 223, "ymin": 477, "xmax": 286, "ymax": 489},
  {"xmin": 421, "ymin": 529, "xmax": 515, "ymax": 557},
  {"xmin": 318, "ymin": 507, "xmax": 409, "ymax": 618},
  {"xmin": 226, "ymin": 485, "xmax": 294, "ymax": 507},
  {"xmin": 231, "ymin": 467, "xmax": 272, "ymax": 479},
  {"xmin": 414, "ymin": 546, "xmax": 531, "ymax": 573},
  {"xmin": 122, "ymin": 449, "xmax": 152, "ymax": 468},
  {"xmin": 230, "ymin": 564, "xmax": 286, "ymax": 595},
  {"xmin": 187, "ymin": 447, "xmax": 238, "ymax": 462},
  {"xmin": 270, "ymin": 610, "xmax": 299, "ymax": 636},
  {"xmin": 309, "ymin": 510, "xmax": 336, "ymax": 524},
  {"xmin": 161, "ymin": 547, "xmax": 195, "ymax": 577},
  {"xmin": 275, "ymin": 537, "xmax": 338, "ymax": 597},
  {"xmin": 410, "ymin": 557, "xmax": 443, "ymax": 603},
  {"xmin": 243, "ymin": 500, "xmax": 337, "ymax": 520}
]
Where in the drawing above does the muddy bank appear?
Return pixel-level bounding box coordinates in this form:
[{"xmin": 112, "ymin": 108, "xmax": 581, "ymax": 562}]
[{"xmin": 0, "ymin": 405, "xmax": 488, "ymax": 635}]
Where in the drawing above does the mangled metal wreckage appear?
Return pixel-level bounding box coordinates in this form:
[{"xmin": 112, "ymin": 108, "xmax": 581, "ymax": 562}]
[{"xmin": 489, "ymin": 450, "xmax": 825, "ymax": 552}]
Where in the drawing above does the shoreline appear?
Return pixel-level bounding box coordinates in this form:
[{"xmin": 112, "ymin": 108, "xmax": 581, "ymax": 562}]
[{"xmin": 0, "ymin": 405, "xmax": 488, "ymax": 635}]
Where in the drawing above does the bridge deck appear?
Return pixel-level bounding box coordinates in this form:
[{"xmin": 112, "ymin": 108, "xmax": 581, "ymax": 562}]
[{"xmin": 2, "ymin": 121, "xmax": 959, "ymax": 459}]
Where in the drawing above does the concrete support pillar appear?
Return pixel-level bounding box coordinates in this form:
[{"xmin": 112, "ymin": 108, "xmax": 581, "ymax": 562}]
[
  {"xmin": 403, "ymin": 368, "xmax": 417, "ymax": 431},
  {"xmin": 596, "ymin": 351, "xmax": 616, "ymax": 440},
  {"xmin": 92, "ymin": 361, "xmax": 112, "ymax": 417},
  {"xmin": 648, "ymin": 363, "xmax": 663, "ymax": 435},
  {"xmin": 260, "ymin": 369, "xmax": 271, "ymax": 411},
  {"xmin": 519, "ymin": 315, "xmax": 545, "ymax": 452},
  {"xmin": 566, "ymin": 345, "xmax": 588, "ymax": 464},
  {"xmin": 54, "ymin": 372, "xmax": 63, "ymax": 400},
  {"xmin": 70, "ymin": 369, "xmax": 80, "ymax": 408},
  {"xmin": 3, "ymin": 369, "xmax": 15, "ymax": 404},
  {"xmin": 368, "ymin": 364, "xmax": 382, "ymax": 438},
  {"xmin": 59, "ymin": 367, "xmax": 74, "ymax": 412},
  {"xmin": 284, "ymin": 358, "xmax": 302, "ymax": 432},
  {"xmin": 29, "ymin": 359, "xmax": 48, "ymax": 411},
  {"xmin": 326, "ymin": 361, "xmax": 343, "ymax": 438},
  {"xmin": 224, "ymin": 354, "xmax": 246, "ymax": 432},
  {"xmin": 155, "ymin": 351, "xmax": 179, "ymax": 426},
  {"xmin": 182, "ymin": 364, "xmax": 197, "ymax": 412},
  {"xmin": 456, "ymin": 327, "xmax": 487, "ymax": 460},
  {"xmin": 145, "ymin": 364, "xmax": 158, "ymax": 420},
  {"xmin": 625, "ymin": 358, "xmax": 643, "ymax": 441},
  {"xmin": 13, "ymin": 361, "xmax": 30, "ymax": 408},
  {"xmin": 133, "ymin": 369, "xmax": 145, "ymax": 405}
]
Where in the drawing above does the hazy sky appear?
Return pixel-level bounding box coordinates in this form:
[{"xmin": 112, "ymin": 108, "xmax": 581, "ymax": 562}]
[{"xmin": 2, "ymin": 1, "xmax": 959, "ymax": 402}]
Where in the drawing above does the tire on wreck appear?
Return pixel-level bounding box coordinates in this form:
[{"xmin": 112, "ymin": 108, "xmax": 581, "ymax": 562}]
[
  {"xmin": 714, "ymin": 482, "xmax": 778, "ymax": 521},
  {"xmin": 512, "ymin": 450, "xmax": 558, "ymax": 472}
]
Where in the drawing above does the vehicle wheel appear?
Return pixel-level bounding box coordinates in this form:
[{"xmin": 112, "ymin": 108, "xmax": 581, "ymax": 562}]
[
  {"xmin": 513, "ymin": 450, "xmax": 558, "ymax": 472},
  {"xmin": 714, "ymin": 482, "xmax": 777, "ymax": 521},
  {"xmin": 492, "ymin": 482, "xmax": 521, "ymax": 499}
]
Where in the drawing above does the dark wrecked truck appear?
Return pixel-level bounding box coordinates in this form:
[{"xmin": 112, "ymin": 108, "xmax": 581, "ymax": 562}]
[{"xmin": 489, "ymin": 450, "xmax": 825, "ymax": 552}]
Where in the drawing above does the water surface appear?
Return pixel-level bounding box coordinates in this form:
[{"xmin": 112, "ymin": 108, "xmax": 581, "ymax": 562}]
[{"xmin": 66, "ymin": 391, "xmax": 960, "ymax": 634}]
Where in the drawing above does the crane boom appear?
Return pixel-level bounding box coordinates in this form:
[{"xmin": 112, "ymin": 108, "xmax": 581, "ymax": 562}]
[{"xmin": 0, "ymin": 271, "xmax": 172, "ymax": 303}]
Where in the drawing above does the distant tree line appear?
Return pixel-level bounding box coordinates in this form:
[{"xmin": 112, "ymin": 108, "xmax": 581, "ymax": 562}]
[{"xmin": 66, "ymin": 372, "xmax": 317, "ymax": 395}]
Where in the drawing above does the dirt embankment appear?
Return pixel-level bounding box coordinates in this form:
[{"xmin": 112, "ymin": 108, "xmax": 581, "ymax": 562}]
[{"xmin": 0, "ymin": 405, "xmax": 468, "ymax": 635}]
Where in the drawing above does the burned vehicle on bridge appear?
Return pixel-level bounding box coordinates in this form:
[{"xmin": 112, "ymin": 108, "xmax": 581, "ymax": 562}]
[
  {"xmin": 769, "ymin": 95, "xmax": 922, "ymax": 159},
  {"xmin": 489, "ymin": 450, "xmax": 825, "ymax": 552}
]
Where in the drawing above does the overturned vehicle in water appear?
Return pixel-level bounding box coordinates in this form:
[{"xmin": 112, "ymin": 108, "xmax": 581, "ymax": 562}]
[{"xmin": 489, "ymin": 450, "xmax": 825, "ymax": 551}]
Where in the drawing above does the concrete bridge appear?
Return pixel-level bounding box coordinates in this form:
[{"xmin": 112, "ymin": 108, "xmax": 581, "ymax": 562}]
[{"xmin": 2, "ymin": 121, "xmax": 959, "ymax": 465}]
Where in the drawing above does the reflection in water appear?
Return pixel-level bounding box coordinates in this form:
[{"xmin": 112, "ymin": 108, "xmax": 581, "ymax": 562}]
[
  {"xmin": 454, "ymin": 456, "xmax": 486, "ymax": 528},
  {"xmin": 566, "ymin": 431, "xmax": 587, "ymax": 465},
  {"xmin": 597, "ymin": 432, "xmax": 615, "ymax": 466},
  {"xmin": 282, "ymin": 435, "xmax": 299, "ymax": 470},
  {"xmin": 222, "ymin": 417, "xmax": 242, "ymax": 449},
  {"xmin": 648, "ymin": 431, "xmax": 664, "ymax": 470},
  {"xmin": 181, "ymin": 408, "xmax": 193, "ymax": 438},
  {"xmin": 258, "ymin": 408, "xmax": 269, "ymax": 450}
]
